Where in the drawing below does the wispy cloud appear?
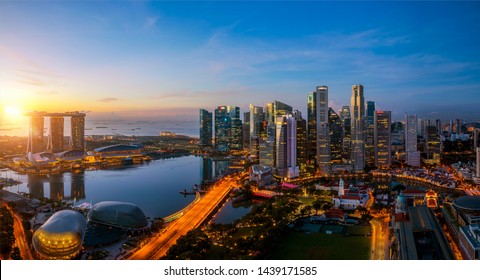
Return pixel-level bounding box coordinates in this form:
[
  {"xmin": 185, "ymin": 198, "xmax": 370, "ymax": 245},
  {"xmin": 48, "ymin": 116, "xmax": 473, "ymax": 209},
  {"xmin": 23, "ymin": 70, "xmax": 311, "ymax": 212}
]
[
  {"xmin": 144, "ymin": 16, "xmax": 159, "ymax": 29},
  {"xmin": 98, "ymin": 97, "xmax": 118, "ymax": 103},
  {"xmin": 35, "ymin": 90, "xmax": 58, "ymax": 96}
]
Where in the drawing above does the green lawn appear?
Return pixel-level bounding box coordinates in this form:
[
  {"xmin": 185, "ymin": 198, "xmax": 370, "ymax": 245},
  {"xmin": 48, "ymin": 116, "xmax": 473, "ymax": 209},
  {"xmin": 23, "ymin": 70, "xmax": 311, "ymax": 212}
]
[
  {"xmin": 298, "ymin": 196, "xmax": 316, "ymax": 205},
  {"xmin": 269, "ymin": 230, "xmax": 371, "ymax": 260}
]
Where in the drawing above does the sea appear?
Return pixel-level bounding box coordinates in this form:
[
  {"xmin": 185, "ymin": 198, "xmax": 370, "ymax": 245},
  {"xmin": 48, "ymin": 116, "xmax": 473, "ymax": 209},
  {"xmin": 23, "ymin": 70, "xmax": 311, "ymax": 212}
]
[{"xmin": 0, "ymin": 118, "xmax": 200, "ymax": 138}]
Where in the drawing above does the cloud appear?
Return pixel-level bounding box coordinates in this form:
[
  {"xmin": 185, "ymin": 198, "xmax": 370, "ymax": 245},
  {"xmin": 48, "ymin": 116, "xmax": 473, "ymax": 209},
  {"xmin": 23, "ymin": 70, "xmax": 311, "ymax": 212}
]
[
  {"xmin": 35, "ymin": 90, "xmax": 58, "ymax": 96},
  {"xmin": 98, "ymin": 97, "xmax": 118, "ymax": 103},
  {"xmin": 17, "ymin": 78, "xmax": 45, "ymax": 87},
  {"xmin": 144, "ymin": 16, "xmax": 159, "ymax": 29}
]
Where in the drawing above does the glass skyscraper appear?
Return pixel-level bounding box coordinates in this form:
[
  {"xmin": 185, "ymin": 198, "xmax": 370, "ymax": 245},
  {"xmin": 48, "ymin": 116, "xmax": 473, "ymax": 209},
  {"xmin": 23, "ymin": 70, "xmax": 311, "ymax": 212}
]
[
  {"xmin": 199, "ymin": 109, "xmax": 213, "ymax": 148},
  {"xmin": 351, "ymin": 85, "xmax": 365, "ymax": 172}
]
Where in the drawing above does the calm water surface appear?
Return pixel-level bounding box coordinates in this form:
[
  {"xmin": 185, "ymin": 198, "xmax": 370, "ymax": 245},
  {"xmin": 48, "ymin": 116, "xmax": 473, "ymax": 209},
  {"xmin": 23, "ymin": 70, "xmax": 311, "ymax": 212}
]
[{"xmin": 3, "ymin": 156, "xmax": 221, "ymax": 218}]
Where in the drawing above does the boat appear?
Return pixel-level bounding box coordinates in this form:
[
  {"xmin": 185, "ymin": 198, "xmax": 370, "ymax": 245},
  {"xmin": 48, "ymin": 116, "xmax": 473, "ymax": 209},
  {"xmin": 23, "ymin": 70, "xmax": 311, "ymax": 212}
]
[{"xmin": 179, "ymin": 189, "xmax": 196, "ymax": 195}]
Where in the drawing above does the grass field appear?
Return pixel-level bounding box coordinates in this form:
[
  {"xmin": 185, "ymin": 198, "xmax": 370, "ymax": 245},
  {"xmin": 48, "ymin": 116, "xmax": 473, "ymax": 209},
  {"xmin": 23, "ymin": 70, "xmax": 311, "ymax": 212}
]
[{"xmin": 269, "ymin": 230, "xmax": 371, "ymax": 260}]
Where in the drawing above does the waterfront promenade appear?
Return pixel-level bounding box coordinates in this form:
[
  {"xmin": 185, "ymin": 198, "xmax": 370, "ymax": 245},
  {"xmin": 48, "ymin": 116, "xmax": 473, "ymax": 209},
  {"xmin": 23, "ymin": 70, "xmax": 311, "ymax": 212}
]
[{"xmin": 126, "ymin": 173, "xmax": 242, "ymax": 260}]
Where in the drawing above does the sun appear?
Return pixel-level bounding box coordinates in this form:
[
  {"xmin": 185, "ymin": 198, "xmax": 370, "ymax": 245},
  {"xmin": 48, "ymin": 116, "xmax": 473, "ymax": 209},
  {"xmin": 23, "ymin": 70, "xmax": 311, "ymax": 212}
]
[{"xmin": 4, "ymin": 106, "xmax": 22, "ymax": 119}]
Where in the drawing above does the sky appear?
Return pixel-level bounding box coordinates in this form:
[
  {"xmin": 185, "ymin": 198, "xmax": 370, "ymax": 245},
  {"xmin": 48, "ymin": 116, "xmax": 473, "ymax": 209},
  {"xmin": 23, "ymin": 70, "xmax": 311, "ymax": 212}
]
[{"xmin": 1, "ymin": 1, "xmax": 480, "ymax": 126}]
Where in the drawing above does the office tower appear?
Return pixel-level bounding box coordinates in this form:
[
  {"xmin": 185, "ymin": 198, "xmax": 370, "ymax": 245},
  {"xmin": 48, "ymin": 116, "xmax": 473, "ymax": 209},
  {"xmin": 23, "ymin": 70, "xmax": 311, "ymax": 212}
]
[
  {"xmin": 214, "ymin": 106, "xmax": 242, "ymax": 152},
  {"xmin": 435, "ymin": 119, "xmax": 442, "ymax": 136},
  {"xmin": 405, "ymin": 113, "xmax": 420, "ymax": 167},
  {"xmin": 70, "ymin": 114, "xmax": 85, "ymax": 150},
  {"xmin": 477, "ymin": 147, "xmax": 480, "ymax": 178},
  {"xmin": 426, "ymin": 125, "xmax": 440, "ymax": 164},
  {"xmin": 199, "ymin": 109, "xmax": 213, "ymax": 148},
  {"xmin": 351, "ymin": 84, "xmax": 365, "ymax": 172},
  {"xmin": 474, "ymin": 128, "xmax": 480, "ymax": 151},
  {"xmin": 306, "ymin": 86, "xmax": 330, "ymax": 174},
  {"xmin": 294, "ymin": 110, "xmax": 307, "ymax": 173},
  {"xmin": 47, "ymin": 116, "xmax": 64, "ymax": 153},
  {"xmin": 249, "ymin": 104, "xmax": 264, "ymax": 156},
  {"xmin": 242, "ymin": 112, "xmax": 250, "ymax": 150},
  {"xmin": 366, "ymin": 101, "xmax": 375, "ymax": 167},
  {"xmin": 273, "ymin": 100, "xmax": 293, "ymax": 118},
  {"xmin": 456, "ymin": 118, "xmax": 462, "ymax": 134},
  {"xmin": 27, "ymin": 114, "xmax": 44, "ymax": 154},
  {"xmin": 275, "ymin": 115, "xmax": 299, "ymax": 178},
  {"xmin": 339, "ymin": 105, "xmax": 351, "ymax": 163},
  {"xmin": 264, "ymin": 103, "xmax": 274, "ymax": 124},
  {"xmin": 259, "ymin": 140, "xmax": 275, "ymax": 167},
  {"xmin": 374, "ymin": 111, "xmax": 391, "ymax": 168},
  {"xmin": 307, "ymin": 92, "xmax": 317, "ymax": 170},
  {"xmin": 448, "ymin": 120, "xmax": 453, "ymax": 136},
  {"xmin": 329, "ymin": 108, "xmax": 343, "ymax": 164}
]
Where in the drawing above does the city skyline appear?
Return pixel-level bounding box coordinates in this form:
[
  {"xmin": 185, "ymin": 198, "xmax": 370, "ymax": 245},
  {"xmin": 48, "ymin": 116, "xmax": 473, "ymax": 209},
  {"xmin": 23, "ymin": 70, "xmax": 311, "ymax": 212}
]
[{"xmin": 1, "ymin": 1, "xmax": 480, "ymax": 126}]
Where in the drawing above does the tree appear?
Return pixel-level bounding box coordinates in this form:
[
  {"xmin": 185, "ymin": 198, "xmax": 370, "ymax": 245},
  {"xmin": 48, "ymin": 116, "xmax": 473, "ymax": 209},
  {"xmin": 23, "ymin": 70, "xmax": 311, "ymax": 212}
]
[{"xmin": 10, "ymin": 247, "xmax": 22, "ymax": 260}]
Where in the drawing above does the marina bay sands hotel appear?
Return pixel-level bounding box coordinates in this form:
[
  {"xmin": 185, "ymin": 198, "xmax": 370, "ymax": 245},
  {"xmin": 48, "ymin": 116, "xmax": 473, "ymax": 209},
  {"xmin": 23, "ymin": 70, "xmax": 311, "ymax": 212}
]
[{"xmin": 26, "ymin": 111, "xmax": 86, "ymax": 154}]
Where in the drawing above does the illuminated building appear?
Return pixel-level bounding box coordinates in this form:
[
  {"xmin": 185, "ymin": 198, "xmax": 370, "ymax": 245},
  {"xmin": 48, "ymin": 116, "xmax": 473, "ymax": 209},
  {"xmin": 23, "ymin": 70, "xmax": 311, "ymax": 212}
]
[
  {"xmin": 374, "ymin": 110, "xmax": 391, "ymax": 168},
  {"xmin": 249, "ymin": 104, "xmax": 264, "ymax": 156},
  {"xmin": 32, "ymin": 210, "xmax": 87, "ymax": 260},
  {"xmin": 47, "ymin": 116, "xmax": 64, "ymax": 153},
  {"xmin": 275, "ymin": 115, "xmax": 299, "ymax": 178},
  {"xmin": 351, "ymin": 85, "xmax": 365, "ymax": 172},
  {"xmin": 214, "ymin": 106, "xmax": 242, "ymax": 152},
  {"xmin": 366, "ymin": 101, "xmax": 375, "ymax": 167},
  {"xmin": 474, "ymin": 128, "xmax": 480, "ymax": 151},
  {"xmin": 199, "ymin": 109, "xmax": 213, "ymax": 148},
  {"xmin": 273, "ymin": 100, "xmax": 292, "ymax": 119},
  {"xmin": 307, "ymin": 86, "xmax": 330, "ymax": 174},
  {"xmin": 477, "ymin": 147, "xmax": 480, "ymax": 179},
  {"xmin": 328, "ymin": 108, "xmax": 343, "ymax": 164},
  {"xmin": 294, "ymin": 110, "xmax": 307, "ymax": 174},
  {"xmin": 405, "ymin": 113, "xmax": 420, "ymax": 167},
  {"xmin": 70, "ymin": 114, "xmax": 85, "ymax": 150},
  {"xmin": 243, "ymin": 112, "xmax": 250, "ymax": 149},
  {"xmin": 425, "ymin": 125, "xmax": 441, "ymax": 165},
  {"xmin": 339, "ymin": 105, "xmax": 351, "ymax": 163},
  {"xmin": 28, "ymin": 114, "xmax": 45, "ymax": 154},
  {"xmin": 259, "ymin": 140, "xmax": 275, "ymax": 167}
]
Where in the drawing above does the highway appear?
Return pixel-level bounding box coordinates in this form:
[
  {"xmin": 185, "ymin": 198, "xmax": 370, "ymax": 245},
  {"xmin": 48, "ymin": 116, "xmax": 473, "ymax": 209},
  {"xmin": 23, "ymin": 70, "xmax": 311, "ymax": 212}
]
[
  {"xmin": 5, "ymin": 204, "xmax": 34, "ymax": 260},
  {"xmin": 370, "ymin": 217, "xmax": 390, "ymax": 260},
  {"xmin": 127, "ymin": 174, "xmax": 241, "ymax": 260}
]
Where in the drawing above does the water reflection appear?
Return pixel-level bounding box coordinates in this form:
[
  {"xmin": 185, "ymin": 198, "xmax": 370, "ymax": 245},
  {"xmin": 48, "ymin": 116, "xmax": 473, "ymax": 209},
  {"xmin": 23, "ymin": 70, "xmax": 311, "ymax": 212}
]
[
  {"xmin": 49, "ymin": 174, "xmax": 64, "ymax": 201},
  {"xmin": 70, "ymin": 170, "xmax": 85, "ymax": 202}
]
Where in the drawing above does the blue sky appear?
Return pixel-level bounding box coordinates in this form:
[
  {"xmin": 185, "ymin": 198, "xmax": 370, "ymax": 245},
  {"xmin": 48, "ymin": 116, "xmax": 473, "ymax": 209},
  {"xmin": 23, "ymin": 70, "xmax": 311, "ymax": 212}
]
[{"xmin": 1, "ymin": 1, "xmax": 480, "ymax": 122}]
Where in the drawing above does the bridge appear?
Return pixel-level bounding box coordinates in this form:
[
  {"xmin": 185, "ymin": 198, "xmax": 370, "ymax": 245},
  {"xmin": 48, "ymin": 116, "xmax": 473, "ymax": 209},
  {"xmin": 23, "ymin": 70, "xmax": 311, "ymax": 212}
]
[
  {"xmin": 163, "ymin": 192, "xmax": 202, "ymax": 223},
  {"xmin": 252, "ymin": 190, "xmax": 280, "ymax": 199},
  {"xmin": 126, "ymin": 173, "xmax": 243, "ymax": 260}
]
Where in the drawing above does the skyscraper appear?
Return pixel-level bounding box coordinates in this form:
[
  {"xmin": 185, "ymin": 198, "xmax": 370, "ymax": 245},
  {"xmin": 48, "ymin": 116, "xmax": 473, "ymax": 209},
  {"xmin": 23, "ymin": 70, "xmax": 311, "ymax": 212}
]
[
  {"xmin": 374, "ymin": 111, "xmax": 391, "ymax": 168},
  {"xmin": 474, "ymin": 128, "xmax": 480, "ymax": 151},
  {"xmin": 306, "ymin": 86, "xmax": 330, "ymax": 174},
  {"xmin": 199, "ymin": 109, "xmax": 213, "ymax": 148},
  {"xmin": 339, "ymin": 106, "xmax": 351, "ymax": 163},
  {"xmin": 28, "ymin": 114, "xmax": 44, "ymax": 154},
  {"xmin": 48, "ymin": 116, "xmax": 64, "ymax": 153},
  {"xmin": 329, "ymin": 108, "xmax": 343, "ymax": 164},
  {"xmin": 249, "ymin": 104, "xmax": 264, "ymax": 156},
  {"xmin": 477, "ymin": 147, "xmax": 480, "ymax": 178},
  {"xmin": 351, "ymin": 85, "xmax": 365, "ymax": 172},
  {"xmin": 242, "ymin": 112, "xmax": 250, "ymax": 150},
  {"xmin": 70, "ymin": 114, "xmax": 85, "ymax": 150},
  {"xmin": 214, "ymin": 106, "xmax": 242, "ymax": 152},
  {"xmin": 366, "ymin": 101, "xmax": 375, "ymax": 167},
  {"xmin": 405, "ymin": 113, "xmax": 420, "ymax": 167},
  {"xmin": 275, "ymin": 115, "xmax": 298, "ymax": 178},
  {"xmin": 426, "ymin": 125, "xmax": 440, "ymax": 165},
  {"xmin": 294, "ymin": 110, "xmax": 307, "ymax": 174},
  {"xmin": 273, "ymin": 100, "xmax": 292, "ymax": 118}
]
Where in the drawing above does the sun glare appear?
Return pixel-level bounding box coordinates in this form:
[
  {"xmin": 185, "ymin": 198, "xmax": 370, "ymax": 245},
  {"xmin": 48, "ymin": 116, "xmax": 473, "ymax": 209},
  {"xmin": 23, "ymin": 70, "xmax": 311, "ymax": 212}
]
[{"xmin": 4, "ymin": 106, "xmax": 22, "ymax": 120}]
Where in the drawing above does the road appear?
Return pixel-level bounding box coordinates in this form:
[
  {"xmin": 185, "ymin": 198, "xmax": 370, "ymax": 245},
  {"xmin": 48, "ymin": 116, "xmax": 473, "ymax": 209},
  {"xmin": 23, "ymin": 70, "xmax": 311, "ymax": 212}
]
[
  {"xmin": 5, "ymin": 204, "xmax": 34, "ymax": 260},
  {"xmin": 127, "ymin": 174, "xmax": 240, "ymax": 260},
  {"xmin": 370, "ymin": 217, "xmax": 389, "ymax": 260}
]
